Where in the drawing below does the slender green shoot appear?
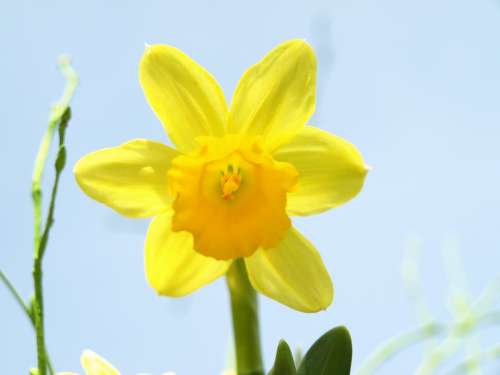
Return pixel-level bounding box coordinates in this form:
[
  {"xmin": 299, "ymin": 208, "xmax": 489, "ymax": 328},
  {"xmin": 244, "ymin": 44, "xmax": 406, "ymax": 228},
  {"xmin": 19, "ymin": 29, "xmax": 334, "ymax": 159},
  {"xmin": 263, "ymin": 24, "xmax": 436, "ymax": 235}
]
[
  {"xmin": 31, "ymin": 56, "xmax": 78, "ymax": 375},
  {"xmin": 0, "ymin": 270, "xmax": 34, "ymax": 324}
]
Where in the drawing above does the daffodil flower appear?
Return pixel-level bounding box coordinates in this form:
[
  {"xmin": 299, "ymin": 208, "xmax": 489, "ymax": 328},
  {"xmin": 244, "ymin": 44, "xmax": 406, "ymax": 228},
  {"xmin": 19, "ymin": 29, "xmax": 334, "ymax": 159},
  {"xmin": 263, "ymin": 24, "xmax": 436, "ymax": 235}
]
[
  {"xmin": 74, "ymin": 39, "xmax": 368, "ymax": 312},
  {"xmin": 57, "ymin": 351, "xmax": 175, "ymax": 375},
  {"xmin": 57, "ymin": 350, "xmax": 120, "ymax": 375}
]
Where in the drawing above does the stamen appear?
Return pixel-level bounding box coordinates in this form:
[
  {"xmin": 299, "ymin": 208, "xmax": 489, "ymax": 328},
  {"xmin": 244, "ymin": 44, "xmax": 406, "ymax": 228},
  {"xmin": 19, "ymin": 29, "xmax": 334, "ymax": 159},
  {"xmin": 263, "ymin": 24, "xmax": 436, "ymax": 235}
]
[{"xmin": 220, "ymin": 165, "xmax": 241, "ymax": 200}]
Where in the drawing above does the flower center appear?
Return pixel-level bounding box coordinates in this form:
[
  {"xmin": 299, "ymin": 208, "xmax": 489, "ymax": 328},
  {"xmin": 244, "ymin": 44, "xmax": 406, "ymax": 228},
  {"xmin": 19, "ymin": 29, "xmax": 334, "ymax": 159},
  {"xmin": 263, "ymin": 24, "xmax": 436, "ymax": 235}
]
[
  {"xmin": 220, "ymin": 164, "xmax": 241, "ymax": 200},
  {"xmin": 168, "ymin": 135, "xmax": 298, "ymax": 260}
]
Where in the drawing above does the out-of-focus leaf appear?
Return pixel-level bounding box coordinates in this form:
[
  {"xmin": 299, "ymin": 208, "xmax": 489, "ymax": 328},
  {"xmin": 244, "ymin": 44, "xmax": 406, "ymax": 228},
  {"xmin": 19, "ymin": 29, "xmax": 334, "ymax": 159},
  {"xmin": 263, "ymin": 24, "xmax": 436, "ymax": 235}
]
[
  {"xmin": 297, "ymin": 326, "xmax": 352, "ymax": 375},
  {"xmin": 294, "ymin": 347, "xmax": 303, "ymax": 369}
]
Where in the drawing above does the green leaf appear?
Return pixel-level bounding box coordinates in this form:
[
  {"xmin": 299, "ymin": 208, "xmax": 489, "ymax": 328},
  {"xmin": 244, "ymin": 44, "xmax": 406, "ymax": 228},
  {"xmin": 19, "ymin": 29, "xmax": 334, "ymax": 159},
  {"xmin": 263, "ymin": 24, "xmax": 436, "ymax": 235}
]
[
  {"xmin": 297, "ymin": 326, "xmax": 352, "ymax": 375},
  {"xmin": 268, "ymin": 340, "xmax": 296, "ymax": 375},
  {"xmin": 294, "ymin": 347, "xmax": 303, "ymax": 369}
]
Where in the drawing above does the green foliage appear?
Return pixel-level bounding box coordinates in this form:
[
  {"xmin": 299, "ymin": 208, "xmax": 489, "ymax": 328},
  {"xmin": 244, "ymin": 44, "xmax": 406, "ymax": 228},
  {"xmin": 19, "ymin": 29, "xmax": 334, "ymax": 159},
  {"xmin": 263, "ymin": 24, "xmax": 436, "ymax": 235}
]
[
  {"xmin": 297, "ymin": 326, "xmax": 352, "ymax": 375},
  {"xmin": 355, "ymin": 239, "xmax": 500, "ymax": 375},
  {"xmin": 268, "ymin": 327, "xmax": 353, "ymax": 375},
  {"xmin": 268, "ymin": 340, "xmax": 296, "ymax": 375}
]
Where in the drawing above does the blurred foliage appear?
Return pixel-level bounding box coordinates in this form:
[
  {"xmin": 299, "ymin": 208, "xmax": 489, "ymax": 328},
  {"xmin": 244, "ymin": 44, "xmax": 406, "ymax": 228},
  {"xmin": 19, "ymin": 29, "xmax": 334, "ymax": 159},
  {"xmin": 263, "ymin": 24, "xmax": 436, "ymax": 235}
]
[{"xmin": 355, "ymin": 238, "xmax": 500, "ymax": 374}]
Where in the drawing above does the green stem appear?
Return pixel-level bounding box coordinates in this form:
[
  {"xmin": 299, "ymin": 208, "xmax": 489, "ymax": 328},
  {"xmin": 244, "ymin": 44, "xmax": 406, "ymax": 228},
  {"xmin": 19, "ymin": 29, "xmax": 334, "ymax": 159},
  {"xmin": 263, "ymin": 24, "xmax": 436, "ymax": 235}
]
[
  {"xmin": 355, "ymin": 322, "xmax": 445, "ymax": 375},
  {"xmin": 355, "ymin": 309, "xmax": 500, "ymax": 375},
  {"xmin": 0, "ymin": 270, "xmax": 33, "ymax": 324},
  {"xmin": 32, "ymin": 261, "xmax": 47, "ymax": 375},
  {"xmin": 31, "ymin": 56, "xmax": 77, "ymax": 375},
  {"xmin": 226, "ymin": 259, "xmax": 264, "ymax": 375},
  {"xmin": 415, "ymin": 294, "xmax": 500, "ymax": 374},
  {"xmin": 444, "ymin": 345, "xmax": 500, "ymax": 375},
  {"xmin": 0, "ymin": 273, "xmax": 55, "ymax": 374}
]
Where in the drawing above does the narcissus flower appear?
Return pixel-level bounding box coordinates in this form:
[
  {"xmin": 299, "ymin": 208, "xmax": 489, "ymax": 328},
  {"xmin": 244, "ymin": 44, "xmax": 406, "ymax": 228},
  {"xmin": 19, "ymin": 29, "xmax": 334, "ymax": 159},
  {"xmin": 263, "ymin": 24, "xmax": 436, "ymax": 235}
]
[
  {"xmin": 57, "ymin": 350, "xmax": 120, "ymax": 375},
  {"xmin": 58, "ymin": 350, "xmax": 175, "ymax": 375},
  {"xmin": 74, "ymin": 39, "xmax": 368, "ymax": 312}
]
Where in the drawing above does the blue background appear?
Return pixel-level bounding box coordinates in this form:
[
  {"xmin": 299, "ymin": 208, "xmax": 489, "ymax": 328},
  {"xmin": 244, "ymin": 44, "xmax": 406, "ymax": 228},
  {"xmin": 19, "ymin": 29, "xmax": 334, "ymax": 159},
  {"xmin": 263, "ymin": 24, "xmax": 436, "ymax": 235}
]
[{"xmin": 2, "ymin": 0, "xmax": 500, "ymax": 373}]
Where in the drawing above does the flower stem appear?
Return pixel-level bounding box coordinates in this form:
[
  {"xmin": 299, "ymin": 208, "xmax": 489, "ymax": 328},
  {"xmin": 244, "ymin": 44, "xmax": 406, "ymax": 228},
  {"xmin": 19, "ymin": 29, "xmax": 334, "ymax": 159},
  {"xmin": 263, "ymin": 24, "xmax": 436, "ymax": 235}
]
[
  {"xmin": 0, "ymin": 270, "xmax": 33, "ymax": 324},
  {"xmin": 31, "ymin": 56, "xmax": 78, "ymax": 375},
  {"xmin": 226, "ymin": 259, "xmax": 264, "ymax": 375},
  {"xmin": 0, "ymin": 271, "xmax": 55, "ymax": 374}
]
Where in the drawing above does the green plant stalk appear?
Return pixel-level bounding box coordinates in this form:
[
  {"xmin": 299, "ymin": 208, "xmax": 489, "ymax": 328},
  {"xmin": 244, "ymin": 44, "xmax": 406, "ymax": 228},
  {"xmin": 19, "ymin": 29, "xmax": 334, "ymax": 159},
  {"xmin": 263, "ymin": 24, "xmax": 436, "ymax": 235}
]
[
  {"xmin": 355, "ymin": 305, "xmax": 500, "ymax": 375},
  {"xmin": 355, "ymin": 308, "xmax": 500, "ymax": 375},
  {"xmin": 355, "ymin": 322, "xmax": 445, "ymax": 375},
  {"xmin": 0, "ymin": 271, "xmax": 33, "ymax": 324},
  {"xmin": 226, "ymin": 259, "xmax": 264, "ymax": 375},
  {"xmin": 0, "ymin": 272, "xmax": 54, "ymax": 374},
  {"xmin": 444, "ymin": 344, "xmax": 500, "ymax": 375},
  {"xmin": 442, "ymin": 239, "xmax": 482, "ymax": 375},
  {"xmin": 402, "ymin": 237, "xmax": 437, "ymax": 354},
  {"xmin": 31, "ymin": 56, "xmax": 77, "ymax": 375},
  {"xmin": 415, "ymin": 270, "xmax": 500, "ymax": 375}
]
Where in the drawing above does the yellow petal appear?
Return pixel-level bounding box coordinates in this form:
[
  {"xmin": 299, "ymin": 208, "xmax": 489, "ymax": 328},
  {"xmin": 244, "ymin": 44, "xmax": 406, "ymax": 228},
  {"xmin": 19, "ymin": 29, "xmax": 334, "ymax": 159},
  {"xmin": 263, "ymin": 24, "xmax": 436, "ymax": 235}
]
[
  {"xmin": 74, "ymin": 139, "xmax": 178, "ymax": 218},
  {"xmin": 274, "ymin": 126, "xmax": 368, "ymax": 216},
  {"xmin": 139, "ymin": 45, "xmax": 228, "ymax": 153},
  {"xmin": 145, "ymin": 211, "xmax": 231, "ymax": 296},
  {"xmin": 228, "ymin": 39, "xmax": 316, "ymax": 151},
  {"xmin": 81, "ymin": 350, "xmax": 120, "ymax": 375},
  {"xmin": 245, "ymin": 227, "xmax": 333, "ymax": 312}
]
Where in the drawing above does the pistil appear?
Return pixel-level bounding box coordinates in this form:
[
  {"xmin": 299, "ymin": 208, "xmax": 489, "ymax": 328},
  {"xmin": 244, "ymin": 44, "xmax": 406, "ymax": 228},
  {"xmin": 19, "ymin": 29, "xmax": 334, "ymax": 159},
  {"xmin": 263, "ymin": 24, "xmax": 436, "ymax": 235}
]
[{"xmin": 221, "ymin": 166, "xmax": 241, "ymax": 200}]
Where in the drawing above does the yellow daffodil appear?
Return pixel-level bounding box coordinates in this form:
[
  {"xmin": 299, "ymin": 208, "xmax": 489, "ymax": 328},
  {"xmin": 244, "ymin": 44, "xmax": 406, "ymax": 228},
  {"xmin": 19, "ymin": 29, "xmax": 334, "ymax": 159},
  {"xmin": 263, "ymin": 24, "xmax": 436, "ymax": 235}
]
[
  {"xmin": 74, "ymin": 39, "xmax": 368, "ymax": 312},
  {"xmin": 57, "ymin": 350, "xmax": 176, "ymax": 375},
  {"xmin": 57, "ymin": 350, "xmax": 120, "ymax": 375}
]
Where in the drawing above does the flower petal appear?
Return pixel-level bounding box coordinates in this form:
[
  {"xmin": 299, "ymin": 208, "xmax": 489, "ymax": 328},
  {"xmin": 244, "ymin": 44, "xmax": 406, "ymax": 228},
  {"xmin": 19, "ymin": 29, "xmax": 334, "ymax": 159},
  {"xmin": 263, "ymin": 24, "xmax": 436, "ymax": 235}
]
[
  {"xmin": 74, "ymin": 139, "xmax": 178, "ymax": 218},
  {"xmin": 145, "ymin": 211, "xmax": 231, "ymax": 296},
  {"xmin": 139, "ymin": 45, "xmax": 228, "ymax": 152},
  {"xmin": 245, "ymin": 227, "xmax": 333, "ymax": 312},
  {"xmin": 81, "ymin": 350, "xmax": 120, "ymax": 375},
  {"xmin": 274, "ymin": 126, "xmax": 368, "ymax": 216},
  {"xmin": 228, "ymin": 39, "xmax": 316, "ymax": 151}
]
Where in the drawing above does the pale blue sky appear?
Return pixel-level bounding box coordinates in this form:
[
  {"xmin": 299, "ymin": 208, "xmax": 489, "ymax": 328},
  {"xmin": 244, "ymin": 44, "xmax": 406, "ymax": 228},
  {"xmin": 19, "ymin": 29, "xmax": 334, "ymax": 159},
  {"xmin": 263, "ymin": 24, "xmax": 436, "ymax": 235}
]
[{"xmin": 2, "ymin": 0, "xmax": 500, "ymax": 373}]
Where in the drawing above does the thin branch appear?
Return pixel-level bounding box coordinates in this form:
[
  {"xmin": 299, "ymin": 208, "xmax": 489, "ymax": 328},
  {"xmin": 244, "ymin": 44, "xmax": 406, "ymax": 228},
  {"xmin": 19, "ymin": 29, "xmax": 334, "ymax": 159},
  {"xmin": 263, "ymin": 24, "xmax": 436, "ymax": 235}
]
[
  {"xmin": 355, "ymin": 323, "xmax": 445, "ymax": 375},
  {"xmin": 355, "ymin": 309, "xmax": 500, "ymax": 375},
  {"xmin": 31, "ymin": 55, "xmax": 78, "ymax": 375},
  {"xmin": 0, "ymin": 270, "xmax": 33, "ymax": 324},
  {"xmin": 444, "ymin": 345, "xmax": 500, "ymax": 375}
]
